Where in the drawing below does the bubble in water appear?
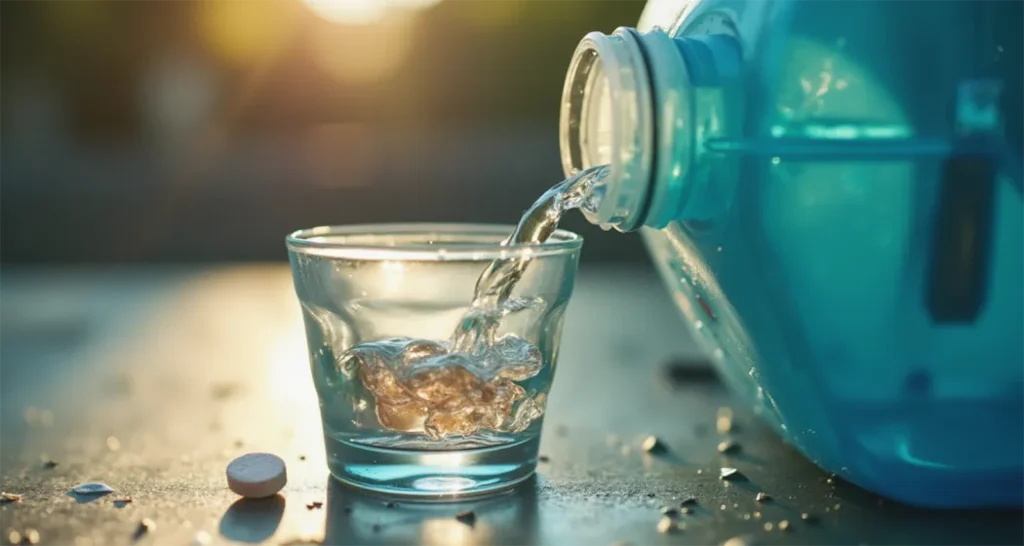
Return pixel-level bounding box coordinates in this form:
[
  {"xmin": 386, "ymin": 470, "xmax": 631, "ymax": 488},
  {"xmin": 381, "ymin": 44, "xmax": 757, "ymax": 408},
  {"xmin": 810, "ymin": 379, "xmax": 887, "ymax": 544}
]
[
  {"xmin": 506, "ymin": 392, "xmax": 546, "ymax": 433},
  {"xmin": 376, "ymin": 400, "xmax": 428, "ymax": 431}
]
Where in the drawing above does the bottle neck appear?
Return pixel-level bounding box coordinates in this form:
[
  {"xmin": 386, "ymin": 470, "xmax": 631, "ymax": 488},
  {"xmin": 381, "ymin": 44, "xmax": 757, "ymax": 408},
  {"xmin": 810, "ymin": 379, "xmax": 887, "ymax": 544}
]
[{"xmin": 559, "ymin": 27, "xmax": 741, "ymax": 232}]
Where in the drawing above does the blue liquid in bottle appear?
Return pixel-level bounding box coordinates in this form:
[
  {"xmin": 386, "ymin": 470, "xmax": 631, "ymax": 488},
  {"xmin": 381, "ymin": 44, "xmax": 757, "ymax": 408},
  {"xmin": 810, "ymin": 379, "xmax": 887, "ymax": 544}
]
[{"xmin": 559, "ymin": 0, "xmax": 1023, "ymax": 507}]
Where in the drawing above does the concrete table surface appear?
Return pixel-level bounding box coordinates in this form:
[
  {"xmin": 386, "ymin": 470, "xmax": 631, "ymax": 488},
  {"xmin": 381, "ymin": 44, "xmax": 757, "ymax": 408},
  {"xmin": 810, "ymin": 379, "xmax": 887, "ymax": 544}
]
[{"xmin": 1, "ymin": 265, "xmax": 1021, "ymax": 545}]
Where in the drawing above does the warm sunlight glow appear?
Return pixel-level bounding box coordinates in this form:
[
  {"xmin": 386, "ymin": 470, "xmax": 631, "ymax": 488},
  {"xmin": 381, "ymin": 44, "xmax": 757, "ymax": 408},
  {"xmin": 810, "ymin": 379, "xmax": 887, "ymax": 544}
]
[
  {"xmin": 382, "ymin": 260, "xmax": 406, "ymax": 292},
  {"xmin": 199, "ymin": 1, "xmax": 295, "ymax": 63},
  {"xmin": 421, "ymin": 518, "xmax": 492, "ymax": 546},
  {"xmin": 308, "ymin": 16, "xmax": 414, "ymax": 85},
  {"xmin": 267, "ymin": 329, "xmax": 313, "ymax": 408},
  {"xmin": 400, "ymin": 0, "xmax": 446, "ymax": 9},
  {"xmin": 304, "ymin": 0, "xmax": 388, "ymax": 25},
  {"xmin": 303, "ymin": 0, "xmax": 443, "ymax": 25},
  {"xmin": 266, "ymin": 327, "xmax": 326, "ymax": 480}
]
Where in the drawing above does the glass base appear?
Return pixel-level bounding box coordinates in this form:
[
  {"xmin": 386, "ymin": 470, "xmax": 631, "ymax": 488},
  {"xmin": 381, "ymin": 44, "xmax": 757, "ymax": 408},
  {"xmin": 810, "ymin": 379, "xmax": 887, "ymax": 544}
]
[{"xmin": 325, "ymin": 434, "xmax": 539, "ymax": 498}]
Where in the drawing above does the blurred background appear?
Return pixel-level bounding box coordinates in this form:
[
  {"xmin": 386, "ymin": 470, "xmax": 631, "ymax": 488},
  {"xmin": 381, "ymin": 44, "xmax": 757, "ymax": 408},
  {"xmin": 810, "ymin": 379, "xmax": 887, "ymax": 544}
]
[{"xmin": 1, "ymin": 0, "xmax": 652, "ymax": 264}]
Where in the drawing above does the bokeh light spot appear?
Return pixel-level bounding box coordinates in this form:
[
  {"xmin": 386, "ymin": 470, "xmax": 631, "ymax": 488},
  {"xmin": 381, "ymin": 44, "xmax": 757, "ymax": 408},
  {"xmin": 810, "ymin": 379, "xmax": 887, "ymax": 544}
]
[
  {"xmin": 303, "ymin": 0, "xmax": 443, "ymax": 26},
  {"xmin": 198, "ymin": 1, "xmax": 295, "ymax": 64},
  {"xmin": 308, "ymin": 17, "xmax": 414, "ymax": 85}
]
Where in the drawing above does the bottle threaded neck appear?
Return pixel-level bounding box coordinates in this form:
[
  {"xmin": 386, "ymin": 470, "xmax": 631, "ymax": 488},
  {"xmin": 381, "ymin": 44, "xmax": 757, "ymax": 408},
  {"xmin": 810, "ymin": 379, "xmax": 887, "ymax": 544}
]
[{"xmin": 559, "ymin": 27, "xmax": 742, "ymax": 232}]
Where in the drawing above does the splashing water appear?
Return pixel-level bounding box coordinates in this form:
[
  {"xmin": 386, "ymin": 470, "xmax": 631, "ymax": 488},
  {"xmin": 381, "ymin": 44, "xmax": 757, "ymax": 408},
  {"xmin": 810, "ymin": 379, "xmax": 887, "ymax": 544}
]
[
  {"xmin": 339, "ymin": 165, "xmax": 611, "ymax": 440},
  {"xmin": 452, "ymin": 164, "xmax": 611, "ymax": 352}
]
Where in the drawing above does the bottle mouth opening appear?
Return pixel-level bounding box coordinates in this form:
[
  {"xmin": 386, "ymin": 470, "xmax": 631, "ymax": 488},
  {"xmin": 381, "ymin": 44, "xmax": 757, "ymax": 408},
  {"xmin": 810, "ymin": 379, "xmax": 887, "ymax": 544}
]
[
  {"xmin": 562, "ymin": 48, "xmax": 613, "ymax": 173},
  {"xmin": 559, "ymin": 29, "xmax": 655, "ymax": 232}
]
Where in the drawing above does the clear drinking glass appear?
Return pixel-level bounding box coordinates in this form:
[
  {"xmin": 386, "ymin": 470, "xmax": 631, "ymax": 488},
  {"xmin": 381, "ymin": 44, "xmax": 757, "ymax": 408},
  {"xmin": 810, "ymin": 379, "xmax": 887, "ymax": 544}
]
[{"xmin": 286, "ymin": 224, "xmax": 582, "ymax": 497}]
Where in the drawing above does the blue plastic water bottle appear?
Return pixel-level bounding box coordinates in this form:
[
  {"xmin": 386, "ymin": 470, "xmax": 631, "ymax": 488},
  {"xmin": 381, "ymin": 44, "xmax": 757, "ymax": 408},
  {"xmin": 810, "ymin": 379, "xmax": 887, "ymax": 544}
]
[{"xmin": 558, "ymin": 0, "xmax": 1023, "ymax": 507}]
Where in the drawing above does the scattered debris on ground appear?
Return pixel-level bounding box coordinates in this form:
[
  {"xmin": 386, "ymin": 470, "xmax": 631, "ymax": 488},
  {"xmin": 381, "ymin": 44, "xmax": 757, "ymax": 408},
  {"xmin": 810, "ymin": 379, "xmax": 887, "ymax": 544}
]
[
  {"xmin": 7, "ymin": 529, "xmax": 40, "ymax": 545},
  {"xmin": 716, "ymin": 407, "xmax": 734, "ymax": 434},
  {"xmin": 132, "ymin": 519, "xmax": 155, "ymax": 541},
  {"xmin": 455, "ymin": 510, "xmax": 476, "ymax": 527},
  {"xmin": 641, "ymin": 435, "xmax": 664, "ymax": 453},
  {"xmin": 72, "ymin": 483, "xmax": 114, "ymax": 496},
  {"xmin": 656, "ymin": 517, "xmax": 681, "ymax": 534},
  {"xmin": 717, "ymin": 440, "xmax": 740, "ymax": 454},
  {"xmin": 720, "ymin": 467, "xmax": 742, "ymax": 480}
]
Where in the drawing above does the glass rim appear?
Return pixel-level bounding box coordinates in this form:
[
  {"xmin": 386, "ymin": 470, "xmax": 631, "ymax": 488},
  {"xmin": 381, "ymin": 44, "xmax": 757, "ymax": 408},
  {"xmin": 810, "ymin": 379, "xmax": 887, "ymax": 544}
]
[{"xmin": 286, "ymin": 223, "xmax": 583, "ymax": 261}]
